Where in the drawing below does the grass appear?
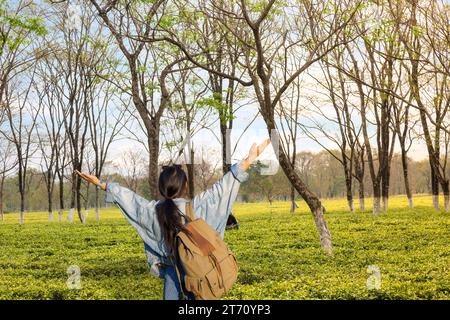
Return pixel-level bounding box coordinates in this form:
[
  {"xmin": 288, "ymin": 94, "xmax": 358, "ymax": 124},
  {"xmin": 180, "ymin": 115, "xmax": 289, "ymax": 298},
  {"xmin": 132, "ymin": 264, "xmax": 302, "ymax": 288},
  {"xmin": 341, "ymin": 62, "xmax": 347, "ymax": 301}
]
[{"xmin": 1, "ymin": 194, "xmax": 450, "ymax": 300}]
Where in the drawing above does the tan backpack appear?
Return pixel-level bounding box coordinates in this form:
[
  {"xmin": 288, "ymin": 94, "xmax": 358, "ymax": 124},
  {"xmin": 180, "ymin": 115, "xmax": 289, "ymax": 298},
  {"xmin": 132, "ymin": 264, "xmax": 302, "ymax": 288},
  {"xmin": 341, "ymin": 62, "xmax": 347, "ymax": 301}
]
[{"xmin": 172, "ymin": 201, "xmax": 239, "ymax": 300}]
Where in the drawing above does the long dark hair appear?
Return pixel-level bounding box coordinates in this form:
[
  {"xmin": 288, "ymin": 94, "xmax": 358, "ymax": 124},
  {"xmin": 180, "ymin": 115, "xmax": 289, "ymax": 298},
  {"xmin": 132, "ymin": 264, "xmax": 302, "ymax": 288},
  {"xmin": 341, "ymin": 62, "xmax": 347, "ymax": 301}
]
[{"xmin": 156, "ymin": 164, "xmax": 188, "ymax": 256}]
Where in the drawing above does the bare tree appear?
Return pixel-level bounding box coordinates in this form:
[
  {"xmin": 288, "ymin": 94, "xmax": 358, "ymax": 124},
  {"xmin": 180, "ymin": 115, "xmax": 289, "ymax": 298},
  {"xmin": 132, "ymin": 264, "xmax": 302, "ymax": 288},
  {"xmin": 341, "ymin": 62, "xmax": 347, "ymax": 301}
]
[
  {"xmin": 115, "ymin": 148, "xmax": 147, "ymax": 193},
  {"xmin": 391, "ymin": 0, "xmax": 449, "ymax": 211},
  {"xmin": 327, "ymin": 3, "xmax": 401, "ymax": 215},
  {"xmin": 0, "ymin": 137, "xmax": 16, "ymax": 221},
  {"xmin": 1, "ymin": 71, "xmax": 41, "ymax": 224},
  {"xmin": 35, "ymin": 78, "xmax": 66, "ymax": 222},
  {"xmin": 87, "ymin": 73, "xmax": 127, "ymax": 221},
  {"xmin": 89, "ymin": 0, "xmax": 188, "ymax": 200},
  {"xmin": 38, "ymin": 51, "xmax": 71, "ymax": 222},
  {"xmin": 43, "ymin": 2, "xmax": 115, "ymax": 222},
  {"xmin": 277, "ymin": 80, "xmax": 301, "ymax": 213},
  {"xmin": 190, "ymin": 0, "xmax": 361, "ymax": 253},
  {"xmin": 390, "ymin": 68, "xmax": 418, "ymax": 209},
  {"xmin": 0, "ymin": 0, "xmax": 47, "ymax": 223},
  {"xmin": 300, "ymin": 48, "xmax": 365, "ymax": 212},
  {"xmin": 161, "ymin": 64, "xmax": 210, "ymax": 198}
]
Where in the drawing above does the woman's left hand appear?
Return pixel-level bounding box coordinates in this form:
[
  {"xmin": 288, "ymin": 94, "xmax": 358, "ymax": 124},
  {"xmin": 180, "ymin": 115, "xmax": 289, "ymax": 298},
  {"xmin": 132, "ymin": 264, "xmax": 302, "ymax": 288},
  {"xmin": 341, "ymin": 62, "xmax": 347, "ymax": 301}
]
[{"xmin": 242, "ymin": 138, "xmax": 272, "ymax": 170}]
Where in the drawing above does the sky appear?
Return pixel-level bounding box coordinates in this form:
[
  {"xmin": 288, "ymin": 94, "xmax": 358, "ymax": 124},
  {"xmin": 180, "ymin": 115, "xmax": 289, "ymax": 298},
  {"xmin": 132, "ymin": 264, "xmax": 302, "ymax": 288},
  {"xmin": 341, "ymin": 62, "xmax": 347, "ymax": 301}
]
[
  {"xmin": 107, "ymin": 98, "xmax": 431, "ymax": 173},
  {"xmin": 106, "ymin": 70, "xmax": 432, "ymax": 171},
  {"xmin": 4, "ymin": 0, "xmax": 435, "ymax": 174}
]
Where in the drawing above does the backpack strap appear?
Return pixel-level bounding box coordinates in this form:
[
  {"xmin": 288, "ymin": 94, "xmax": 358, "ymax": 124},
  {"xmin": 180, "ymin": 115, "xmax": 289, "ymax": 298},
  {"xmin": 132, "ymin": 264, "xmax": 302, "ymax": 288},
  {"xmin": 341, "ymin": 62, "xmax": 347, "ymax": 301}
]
[
  {"xmin": 170, "ymin": 201, "xmax": 194, "ymax": 300},
  {"xmin": 185, "ymin": 201, "xmax": 194, "ymax": 220},
  {"xmin": 184, "ymin": 223, "xmax": 215, "ymax": 255}
]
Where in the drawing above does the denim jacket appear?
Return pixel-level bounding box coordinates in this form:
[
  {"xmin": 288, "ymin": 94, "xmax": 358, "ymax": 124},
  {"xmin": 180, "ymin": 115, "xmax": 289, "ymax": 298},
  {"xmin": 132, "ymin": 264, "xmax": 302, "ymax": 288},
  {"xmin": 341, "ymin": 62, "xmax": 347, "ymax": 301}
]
[{"xmin": 105, "ymin": 161, "xmax": 249, "ymax": 278}]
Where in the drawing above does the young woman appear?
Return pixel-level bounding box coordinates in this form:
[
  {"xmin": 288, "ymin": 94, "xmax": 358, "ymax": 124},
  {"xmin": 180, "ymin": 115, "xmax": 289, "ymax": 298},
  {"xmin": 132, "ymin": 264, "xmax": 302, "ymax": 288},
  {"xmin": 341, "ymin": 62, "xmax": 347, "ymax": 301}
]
[{"xmin": 75, "ymin": 139, "xmax": 271, "ymax": 300}]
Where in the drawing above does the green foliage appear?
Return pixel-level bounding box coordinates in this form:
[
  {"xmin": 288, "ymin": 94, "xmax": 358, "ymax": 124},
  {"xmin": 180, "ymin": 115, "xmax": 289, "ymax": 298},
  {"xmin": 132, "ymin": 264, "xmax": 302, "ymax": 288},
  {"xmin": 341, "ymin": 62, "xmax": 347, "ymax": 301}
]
[
  {"xmin": 197, "ymin": 92, "xmax": 234, "ymax": 124},
  {"xmin": 1, "ymin": 195, "xmax": 450, "ymax": 299},
  {"xmin": 412, "ymin": 26, "xmax": 424, "ymax": 38},
  {"xmin": 159, "ymin": 14, "xmax": 177, "ymax": 30},
  {"xmin": 0, "ymin": 0, "xmax": 47, "ymax": 54}
]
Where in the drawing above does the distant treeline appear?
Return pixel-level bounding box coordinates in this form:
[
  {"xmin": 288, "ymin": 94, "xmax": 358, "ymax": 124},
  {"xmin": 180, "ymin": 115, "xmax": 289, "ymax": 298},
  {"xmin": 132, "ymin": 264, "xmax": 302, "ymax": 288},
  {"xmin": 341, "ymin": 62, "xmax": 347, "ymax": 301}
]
[{"xmin": 0, "ymin": 150, "xmax": 437, "ymax": 213}]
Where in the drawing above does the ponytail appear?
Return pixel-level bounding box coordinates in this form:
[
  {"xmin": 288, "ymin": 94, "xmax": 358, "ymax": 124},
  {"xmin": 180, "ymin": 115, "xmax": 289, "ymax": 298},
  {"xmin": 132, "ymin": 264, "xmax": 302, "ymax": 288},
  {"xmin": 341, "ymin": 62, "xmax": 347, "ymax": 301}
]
[
  {"xmin": 156, "ymin": 198, "xmax": 187, "ymax": 255},
  {"xmin": 156, "ymin": 165, "xmax": 189, "ymax": 256}
]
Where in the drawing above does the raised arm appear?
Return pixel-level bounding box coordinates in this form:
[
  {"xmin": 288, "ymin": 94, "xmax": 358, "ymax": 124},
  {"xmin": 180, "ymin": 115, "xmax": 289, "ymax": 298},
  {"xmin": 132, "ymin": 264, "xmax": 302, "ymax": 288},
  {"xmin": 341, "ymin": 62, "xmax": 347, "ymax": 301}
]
[
  {"xmin": 192, "ymin": 139, "xmax": 271, "ymax": 237},
  {"xmin": 75, "ymin": 171, "xmax": 162, "ymax": 251}
]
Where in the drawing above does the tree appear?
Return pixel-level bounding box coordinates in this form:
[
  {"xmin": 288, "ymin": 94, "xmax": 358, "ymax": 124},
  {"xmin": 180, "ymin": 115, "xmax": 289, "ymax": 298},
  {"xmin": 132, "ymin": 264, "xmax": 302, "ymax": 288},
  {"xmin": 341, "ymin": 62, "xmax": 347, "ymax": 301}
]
[
  {"xmin": 391, "ymin": 0, "xmax": 450, "ymax": 211},
  {"xmin": 390, "ymin": 66, "xmax": 418, "ymax": 209},
  {"xmin": 188, "ymin": 0, "xmax": 362, "ymax": 253},
  {"xmin": 277, "ymin": 71, "xmax": 303, "ymax": 213},
  {"xmin": 34, "ymin": 77, "xmax": 66, "ymax": 222},
  {"xmin": 115, "ymin": 148, "xmax": 147, "ymax": 193},
  {"xmin": 161, "ymin": 64, "xmax": 210, "ymax": 198},
  {"xmin": 43, "ymin": 2, "xmax": 116, "ymax": 222},
  {"xmin": 0, "ymin": 137, "xmax": 16, "ymax": 221},
  {"xmin": 301, "ymin": 48, "xmax": 365, "ymax": 212},
  {"xmin": 331, "ymin": 3, "xmax": 399, "ymax": 215},
  {"xmin": 90, "ymin": 0, "xmax": 184, "ymax": 200},
  {"xmin": 87, "ymin": 68, "xmax": 127, "ymax": 221},
  {"xmin": 0, "ymin": 0, "xmax": 46, "ymax": 223},
  {"xmin": 1, "ymin": 70, "xmax": 41, "ymax": 224}
]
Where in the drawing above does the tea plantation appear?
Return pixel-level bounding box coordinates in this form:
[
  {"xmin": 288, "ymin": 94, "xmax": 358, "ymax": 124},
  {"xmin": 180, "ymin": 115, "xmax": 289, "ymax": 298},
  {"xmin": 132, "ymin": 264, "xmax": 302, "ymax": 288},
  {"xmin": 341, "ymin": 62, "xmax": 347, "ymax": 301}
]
[{"xmin": 1, "ymin": 195, "xmax": 449, "ymax": 299}]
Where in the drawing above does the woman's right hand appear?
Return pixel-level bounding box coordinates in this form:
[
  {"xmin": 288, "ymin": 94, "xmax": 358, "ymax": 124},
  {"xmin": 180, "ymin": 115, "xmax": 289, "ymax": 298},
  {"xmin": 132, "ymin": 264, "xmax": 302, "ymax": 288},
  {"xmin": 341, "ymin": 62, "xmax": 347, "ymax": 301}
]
[{"xmin": 74, "ymin": 170, "xmax": 106, "ymax": 190}]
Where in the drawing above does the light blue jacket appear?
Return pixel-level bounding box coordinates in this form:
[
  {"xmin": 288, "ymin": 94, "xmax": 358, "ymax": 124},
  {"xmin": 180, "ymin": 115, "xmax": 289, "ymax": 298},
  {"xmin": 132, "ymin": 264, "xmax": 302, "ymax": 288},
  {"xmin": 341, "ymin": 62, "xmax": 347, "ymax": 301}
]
[{"xmin": 105, "ymin": 161, "xmax": 249, "ymax": 278}]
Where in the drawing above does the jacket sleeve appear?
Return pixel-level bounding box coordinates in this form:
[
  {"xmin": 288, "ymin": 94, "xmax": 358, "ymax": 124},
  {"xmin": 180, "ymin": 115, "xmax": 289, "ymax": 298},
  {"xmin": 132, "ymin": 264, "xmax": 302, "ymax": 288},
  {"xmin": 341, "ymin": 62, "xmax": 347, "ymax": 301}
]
[
  {"xmin": 192, "ymin": 160, "xmax": 249, "ymax": 238},
  {"xmin": 105, "ymin": 183, "xmax": 164, "ymax": 253}
]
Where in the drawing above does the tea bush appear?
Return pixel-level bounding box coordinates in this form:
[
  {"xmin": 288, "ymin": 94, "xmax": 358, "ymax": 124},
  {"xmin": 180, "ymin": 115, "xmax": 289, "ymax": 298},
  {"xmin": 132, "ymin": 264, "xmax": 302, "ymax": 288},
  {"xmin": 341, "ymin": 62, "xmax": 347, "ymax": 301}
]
[{"xmin": 1, "ymin": 195, "xmax": 449, "ymax": 299}]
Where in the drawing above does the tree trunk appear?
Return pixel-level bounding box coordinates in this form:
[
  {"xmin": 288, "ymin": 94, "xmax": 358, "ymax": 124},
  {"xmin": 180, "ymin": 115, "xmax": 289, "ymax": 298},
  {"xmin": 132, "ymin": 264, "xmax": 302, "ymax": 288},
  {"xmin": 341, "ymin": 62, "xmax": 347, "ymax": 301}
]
[
  {"xmin": 19, "ymin": 191, "xmax": 25, "ymax": 225},
  {"xmin": 278, "ymin": 149, "xmax": 332, "ymax": 254},
  {"xmin": 187, "ymin": 147, "xmax": 195, "ymax": 199},
  {"xmin": 48, "ymin": 190, "xmax": 53, "ymax": 222},
  {"xmin": 58, "ymin": 208, "xmax": 63, "ymax": 223},
  {"xmin": 0, "ymin": 177, "xmax": 4, "ymax": 221},
  {"xmin": 290, "ymin": 186, "xmax": 297, "ymax": 213},
  {"xmin": 373, "ymin": 197, "xmax": 381, "ymax": 216},
  {"xmin": 59, "ymin": 175, "xmax": 64, "ymax": 220},
  {"xmin": 431, "ymin": 165, "xmax": 439, "ymax": 210},
  {"xmin": 68, "ymin": 172, "xmax": 76, "ymax": 223},
  {"xmin": 348, "ymin": 198, "xmax": 355, "ymax": 213},
  {"xmin": 345, "ymin": 175, "xmax": 354, "ymax": 213},
  {"xmin": 442, "ymin": 182, "xmax": 449, "ymax": 212},
  {"xmin": 95, "ymin": 188, "xmax": 100, "ymax": 221},
  {"xmin": 358, "ymin": 180, "xmax": 365, "ymax": 211},
  {"xmin": 373, "ymin": 184, "xmax": 381, "ymax": 216},
  {"xmin": 401, "ymin": 148, "xmax": 413, "ymax": 208},
  {"xmin": 67, "ymin": 188, "xmax": 75, "ymax": 223},
  {"xmin": 148, "ymin": 125, "xmax": 160, "ymax": 200},
  {"xmin": 312, "ymin": 206, "xmax": 332, "ymax": 254},
  {"xmin": 381, "ymin": 163, "xmax": 391, "ymax": 212},
  {"xmin": 67, "ymin": 208, "xmax": 74, "ymax": 223},
  {"xmin": 76, "ymin": 173, "xmax": 85, "ymax": 223},
  {"xmin": 220, "ymin": 123, "xmax": 231, "ymax": 175},
  {"xmin": 382, "ymin": 196, "xmax": 388, "ymax": 212}
]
